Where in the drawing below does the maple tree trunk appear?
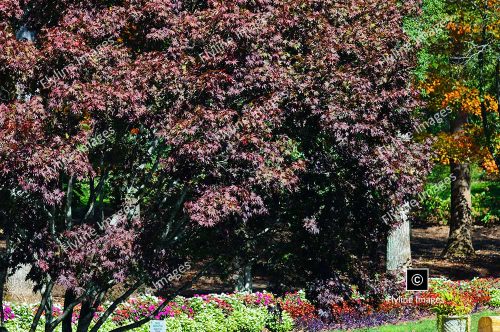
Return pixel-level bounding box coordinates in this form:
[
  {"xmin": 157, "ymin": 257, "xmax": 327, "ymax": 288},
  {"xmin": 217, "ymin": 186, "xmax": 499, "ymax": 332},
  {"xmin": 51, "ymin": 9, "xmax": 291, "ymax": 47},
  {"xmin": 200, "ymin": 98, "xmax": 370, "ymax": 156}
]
[
  {"xmin": 443, "ymin": 161, "xmax": 475, "ymax": 258},
  {"xmin": 76, "ymin": 300, "xmax": 94, "ymax": 332},
  {"xmin": 62, "ymin": 290, "xmax": 75, "ymax": 332},
  {"xmin": 386, "ymin": 204, "xmax": 412, "ymax": 272},
  {"xmin": 44, "ymin": 281, "xmax": 54, "ymax": 332},
  {"xmin": 29, "ymin": 282, "xmax": 51, "ymax": 332},
  {"xmin": 0, "ymin": 231, "xmax": 9, "ymax": 328},
  {"xmin": 77, "ymin": 290, "xmax": 105, "ymax": 332}
]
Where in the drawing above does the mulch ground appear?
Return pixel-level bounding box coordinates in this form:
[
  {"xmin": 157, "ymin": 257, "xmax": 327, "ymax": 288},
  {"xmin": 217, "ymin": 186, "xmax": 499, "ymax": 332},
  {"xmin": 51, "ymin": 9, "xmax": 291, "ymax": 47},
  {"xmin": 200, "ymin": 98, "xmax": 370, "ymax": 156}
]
[{"xmin": 411, "ymin": 225, "xmax": 500, "ymax": 279}]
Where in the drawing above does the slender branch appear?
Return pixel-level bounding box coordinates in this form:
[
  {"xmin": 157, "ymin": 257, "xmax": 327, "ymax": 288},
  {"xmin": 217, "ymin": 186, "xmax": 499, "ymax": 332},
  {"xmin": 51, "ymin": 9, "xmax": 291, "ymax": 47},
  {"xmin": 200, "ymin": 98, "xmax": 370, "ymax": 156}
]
[
  {"xmin": 65, "ymin": 175, "xmax": 75, "ymax": 229},
  {"xmin": 29, "ymin": 281, "xmax": 53, "ymax": 332},
  {"xmin": 89, "ymin": 280, "xmax": 143, "ymax": 332},
  {"xmin": 49, "ymin": 205, "xmax": 56, "ymax": 236},
  {"xmin": 83, "ymin": 172, "xmax": 108, "ymax": 222},
  {"xmin": 49, "ymin": 286, "xmax": 97, "ymax": 330},
  {"xmin": 131, "ymin": 142, "xmax": 165, "ymax": 203},
  {"xmin": 109, "ymin": 261, "xmax": 216, "ymax": 332}
]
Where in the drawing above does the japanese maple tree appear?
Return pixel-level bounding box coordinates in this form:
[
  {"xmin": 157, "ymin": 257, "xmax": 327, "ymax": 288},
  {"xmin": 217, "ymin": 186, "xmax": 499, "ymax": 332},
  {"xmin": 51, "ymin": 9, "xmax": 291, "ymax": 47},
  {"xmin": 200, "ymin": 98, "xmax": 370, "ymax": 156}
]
[{"xmin": 0, "ymin": 0, "xmax": 432, "ymax": 331}]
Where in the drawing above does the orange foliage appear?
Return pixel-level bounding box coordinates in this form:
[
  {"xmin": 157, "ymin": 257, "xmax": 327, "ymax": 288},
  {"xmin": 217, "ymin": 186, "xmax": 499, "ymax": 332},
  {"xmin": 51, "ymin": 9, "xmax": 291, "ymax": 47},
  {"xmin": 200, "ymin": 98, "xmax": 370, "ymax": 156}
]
[
  {"xmin": 482, "ymin": 155, "xmax": 499, "ymax": 174},
  {"xmin": 440, "ymin": 85, "xmax": 497, "ymax": 116},
  {"xmin": 434, "ymin": 126, "xmax": 498, "ymax": 174},
  {"xmin": 447, "ymin": 22, "xmax": 473, "ymax": 37},
  {"xmin": 421, "ymin": 0, "xmax": 499, "ymax": 174},
  {"xmin": 423, "ymin": 79, "xmax": 497, "ymax": 116}
]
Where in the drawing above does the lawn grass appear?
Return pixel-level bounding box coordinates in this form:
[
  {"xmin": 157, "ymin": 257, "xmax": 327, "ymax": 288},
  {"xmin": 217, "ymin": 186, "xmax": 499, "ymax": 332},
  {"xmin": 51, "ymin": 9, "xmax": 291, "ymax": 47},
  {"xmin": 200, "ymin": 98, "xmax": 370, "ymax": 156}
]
[{"xmin": 339, "ymin": 310, "xmax": 500, "ymax": 332}]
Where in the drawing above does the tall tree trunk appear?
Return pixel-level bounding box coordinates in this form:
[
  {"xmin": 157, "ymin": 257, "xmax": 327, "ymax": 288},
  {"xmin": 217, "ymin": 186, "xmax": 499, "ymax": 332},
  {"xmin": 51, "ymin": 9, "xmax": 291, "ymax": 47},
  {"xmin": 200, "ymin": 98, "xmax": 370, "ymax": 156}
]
[
  {"xmin": 386, "ymin": 203, "xmax": 412, "ymax": 272},
  {"xmin": 44, "ymin": 281, "xmax": 54, "ymax": 332},
  {"xmin": 0, "ymin": 239, "xmax": 9, "ymax": 328},
  {"xmin": 234, "ymin": 257, "xmax": 253, "ymax": 292},
  {"xmin": 235, "ymin": 263, "xmax": 253, "ymax": 292},
  {"xmin": 443, "ymin": 111, "xmax": 475, "ymax": 258},
  {"xmin": 77, "ymin": 291, "xmax": 105, "ymax": 332},
  {"xmin": 0, "ymin": 171, "xmax": 12, "ymax": 332},
  {"xmin": 443, "ymin": 161, "xmax": 475, "ymax": 258},
  {"xmin": 29, "ymin": 281, "xmax": 52, "ymax": 332}
]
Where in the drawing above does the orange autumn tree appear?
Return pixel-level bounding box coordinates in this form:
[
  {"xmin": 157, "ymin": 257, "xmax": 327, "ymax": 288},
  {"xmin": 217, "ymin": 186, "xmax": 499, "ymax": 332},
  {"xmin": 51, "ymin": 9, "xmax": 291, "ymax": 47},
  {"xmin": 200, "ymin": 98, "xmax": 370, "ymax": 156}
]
[
  {"xmin": 419, "ymin": 0, "xmax": 499, "ymax": 258},
  {"xmin": 426, "ymin": 81, "xmax": 499, "ymax": 173}
]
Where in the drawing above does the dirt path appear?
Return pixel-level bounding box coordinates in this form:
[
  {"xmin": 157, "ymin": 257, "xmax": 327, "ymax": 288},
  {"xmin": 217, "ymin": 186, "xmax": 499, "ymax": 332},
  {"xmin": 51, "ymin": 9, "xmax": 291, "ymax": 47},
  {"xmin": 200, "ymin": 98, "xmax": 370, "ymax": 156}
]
[{"xmin": 411, "ymin": 225, "xmax": 499, "ymax": 279}]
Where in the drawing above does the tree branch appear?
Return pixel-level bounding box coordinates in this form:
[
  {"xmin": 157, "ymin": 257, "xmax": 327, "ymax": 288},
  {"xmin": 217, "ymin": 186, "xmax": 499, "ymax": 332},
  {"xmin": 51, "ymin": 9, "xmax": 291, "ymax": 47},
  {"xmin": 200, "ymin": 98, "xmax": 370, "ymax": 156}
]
[
  {"xmin": 109, "ymin": 261, "xmax": 216, "ymax": 332},
  {"xmin": 65, "ymin": 175, "xmax": 75, "ymax": 229},
  {"xmin": 83, "ymin": 170, "xmax": 108, "ymax": 222},
  {"xmin": 89, "ymin": 280, "xmax": 143, "ymax": 332},
  {"xmin": 29, "ymin": 280, "xmax": 53, "ymax": 332},
  {"xmin": 48, "ymin": 286, "xmax": 97, "ymax": 330}
]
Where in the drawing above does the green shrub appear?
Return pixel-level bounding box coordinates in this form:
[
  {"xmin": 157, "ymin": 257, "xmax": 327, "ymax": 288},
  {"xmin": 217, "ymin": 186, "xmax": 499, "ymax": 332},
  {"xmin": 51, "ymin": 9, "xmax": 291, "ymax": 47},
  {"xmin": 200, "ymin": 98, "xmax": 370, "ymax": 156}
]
[
  {"xmin": 419, "ymin": 185, "xmax": 450, "ymax": 224},
  {"xmin": 489, "ymin": 289, "xmax": 500, "ymax": 307},
  {"xmin": 266, "ymin": 311, "xmax": 295, "ymax": 332},
  {"xmin": 227, "ymin": 306, "xmax": 268, "ymax": 332},
  {"xmin": 472, "ymin": 190, "xmax": 499, "ymax": 225},
  {"xmin": 4, "ymin": 304, "xmax": 40, "ymax": 332},
  {"xmin": 186, "ymin": 297, "xmax": 205, "ymax": 313},
  {"xmin": 193, "ymin": 304, "xmax": 228, "ymax": 332}
]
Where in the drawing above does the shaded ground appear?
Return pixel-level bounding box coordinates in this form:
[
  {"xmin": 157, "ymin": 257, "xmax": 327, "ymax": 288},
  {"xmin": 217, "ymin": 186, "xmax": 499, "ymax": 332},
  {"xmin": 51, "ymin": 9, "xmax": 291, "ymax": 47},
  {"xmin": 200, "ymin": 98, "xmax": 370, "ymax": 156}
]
[
  {"xmin": 412, "ymin": 225, "xmax": 500, "ymax": 279},
  {"xmin": 2, "ymin": 224, "xmax": 498, "ymax": 302},
  {"xmin": 190, "ymin": 225, "xmax": 500, "ymax": 294}
]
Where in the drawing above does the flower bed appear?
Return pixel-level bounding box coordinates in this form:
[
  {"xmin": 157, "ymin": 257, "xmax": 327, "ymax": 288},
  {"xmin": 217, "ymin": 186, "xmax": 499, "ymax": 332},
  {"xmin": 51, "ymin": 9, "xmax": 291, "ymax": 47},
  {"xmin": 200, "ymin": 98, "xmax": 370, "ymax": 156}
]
[
  {"xmin": 1, "ymin": 278, "xmax": 499, "ymax": 331},
  {"xmin": 297, "ymin": 277, "xmax": 500, "ymax": 331},
  {"xmin": 2, "ymin": 291, "xmax": 310, "ymax": 332}
]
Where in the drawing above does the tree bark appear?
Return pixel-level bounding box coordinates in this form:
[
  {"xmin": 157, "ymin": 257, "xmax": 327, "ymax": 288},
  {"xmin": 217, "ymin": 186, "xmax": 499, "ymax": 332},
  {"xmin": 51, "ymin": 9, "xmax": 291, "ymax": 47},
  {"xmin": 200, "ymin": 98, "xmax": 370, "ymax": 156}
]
[
  {"xmin": 62, "ymin": 289, "xmax": 75, "ymax": 332},
  {"xmin": 386, "ymin": 203, "xmax": 412, "ymax": 272},
  {"xmin": 443, "ymin": 161, "xmax": 475, "ymax": 258},
  {"xmin": 0, "ymin": 233, "xmax": 10, "ymax": 327},
  {"xmin": 76, "ymin": 300, "xmax": 94, "ymax": 332},
  {"xmin": 43, "ymin": 281, "xmax": 54, "ymax": 332},
  {"xmin": 442, "ymin": 111, "xmax": 475, "ymax": 259},
  {"xmin": 235, "ymin": 260, "xmax": 253, "ymax": 292},
  {"xmin": 0, "ymin": 267, "xmax": 5, "ymax": 327},
  {"xmin": 76, "ymin": 289, "xmax": 105, "ymax": 332},
  {"xmin": 29, "ymin": 281, "xmax": 52, "ymax": 332}
]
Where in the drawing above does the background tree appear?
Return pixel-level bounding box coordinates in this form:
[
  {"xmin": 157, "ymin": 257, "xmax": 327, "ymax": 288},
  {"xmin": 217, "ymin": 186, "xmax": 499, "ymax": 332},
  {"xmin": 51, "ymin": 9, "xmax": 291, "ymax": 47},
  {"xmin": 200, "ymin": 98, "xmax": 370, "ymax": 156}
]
[{"xmin": 415, "ymin": 0, "xmax": 499, "ymax": 258}]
